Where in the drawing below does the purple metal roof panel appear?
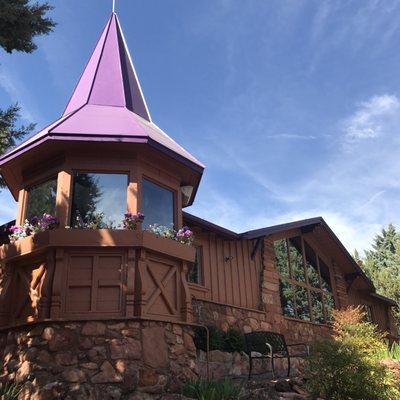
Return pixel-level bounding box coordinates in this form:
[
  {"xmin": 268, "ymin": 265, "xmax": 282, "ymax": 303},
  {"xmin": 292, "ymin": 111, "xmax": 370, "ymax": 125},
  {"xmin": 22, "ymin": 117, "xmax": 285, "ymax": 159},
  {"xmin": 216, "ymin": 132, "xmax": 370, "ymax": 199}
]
[
  {"xmin": 52, "ymin": 105, "xmax": 146, "ymax": 135},
  {"xmin": 89, "ymin": 15, "xmax": 126, "ymax": 108},
  {"xmin": 63, "ymin": 18, "xmax": 111, "ymax": 116},
  {"xmin": 0, "ymin": 104, "xmax": 204, "ymax": 169}
]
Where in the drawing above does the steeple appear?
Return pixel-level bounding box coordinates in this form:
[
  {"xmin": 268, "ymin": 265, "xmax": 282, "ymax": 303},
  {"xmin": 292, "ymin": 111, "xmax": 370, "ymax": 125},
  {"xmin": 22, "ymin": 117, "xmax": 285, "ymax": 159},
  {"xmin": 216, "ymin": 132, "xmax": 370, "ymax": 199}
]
[
  {"xmin": 63, "ymin": 13, "xmax": 151, "ymax": 121},
  {"xmin": 0, "ymin": 13, "xmax": 204, "ymax": 187}
]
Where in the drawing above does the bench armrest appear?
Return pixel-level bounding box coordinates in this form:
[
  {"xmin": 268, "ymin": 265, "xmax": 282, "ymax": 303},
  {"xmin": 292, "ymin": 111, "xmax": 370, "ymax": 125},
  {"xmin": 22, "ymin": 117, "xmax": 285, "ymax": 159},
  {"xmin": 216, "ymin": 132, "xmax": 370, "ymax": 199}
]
[{"xmin": 248, "ymin": 342, "xmax": 273, "ymax": 358}]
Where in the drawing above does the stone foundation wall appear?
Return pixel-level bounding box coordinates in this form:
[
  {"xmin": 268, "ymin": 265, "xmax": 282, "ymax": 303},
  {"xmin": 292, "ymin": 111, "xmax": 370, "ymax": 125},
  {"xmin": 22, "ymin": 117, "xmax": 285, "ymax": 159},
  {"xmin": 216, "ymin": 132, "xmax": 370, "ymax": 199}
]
[
  {"xmin": 0, "ymin": 301, "xmax": 333, "ymax": 399},
  {"xmin": 0, "ymin": 320, "xmax": 197, "ymax": 399},
  {"xmin": 193, "ymin": 299, "xmax": 332, "ymax": 345}
]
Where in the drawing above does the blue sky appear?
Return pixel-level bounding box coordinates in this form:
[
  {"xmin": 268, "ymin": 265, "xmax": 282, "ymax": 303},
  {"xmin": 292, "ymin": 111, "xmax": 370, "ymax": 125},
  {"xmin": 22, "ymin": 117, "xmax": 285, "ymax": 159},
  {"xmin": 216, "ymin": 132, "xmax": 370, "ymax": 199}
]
[{"xmin": 1, "ymin": 0, "xmax": 400, "ymax": 253}]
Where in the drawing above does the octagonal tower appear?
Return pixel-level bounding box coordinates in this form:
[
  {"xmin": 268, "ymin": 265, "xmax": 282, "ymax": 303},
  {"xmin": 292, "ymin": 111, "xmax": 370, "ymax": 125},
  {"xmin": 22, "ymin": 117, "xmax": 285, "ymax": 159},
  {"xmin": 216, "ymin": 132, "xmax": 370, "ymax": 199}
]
[{"xmin": 0, "ymin": 12, "xmax": 203, "ymax": 326}]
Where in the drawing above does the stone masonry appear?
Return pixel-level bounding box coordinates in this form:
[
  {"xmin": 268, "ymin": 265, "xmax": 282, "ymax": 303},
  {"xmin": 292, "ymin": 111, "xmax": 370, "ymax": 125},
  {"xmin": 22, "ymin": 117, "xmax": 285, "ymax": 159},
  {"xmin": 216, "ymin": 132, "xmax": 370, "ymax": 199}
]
[{"xmin": 0, "ymin": 320, "xmax": 197, "ymax": 399}]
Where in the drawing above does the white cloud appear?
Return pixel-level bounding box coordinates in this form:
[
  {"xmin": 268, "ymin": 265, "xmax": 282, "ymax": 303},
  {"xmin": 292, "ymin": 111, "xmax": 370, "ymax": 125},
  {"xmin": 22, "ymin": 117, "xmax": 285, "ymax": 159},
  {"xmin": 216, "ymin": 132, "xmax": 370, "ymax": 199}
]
[{"xmin": 343, "ymin": 94, "xmax": 400, "ymax": 142}]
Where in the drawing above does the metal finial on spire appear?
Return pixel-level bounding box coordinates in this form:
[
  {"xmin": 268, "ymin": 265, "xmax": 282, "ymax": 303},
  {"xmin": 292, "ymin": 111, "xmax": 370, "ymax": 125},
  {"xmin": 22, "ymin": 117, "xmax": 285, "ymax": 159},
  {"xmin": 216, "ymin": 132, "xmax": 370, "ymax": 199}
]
[{"xmin": 112, "ymin": 0, "xmax": 116, "ymax": 13}]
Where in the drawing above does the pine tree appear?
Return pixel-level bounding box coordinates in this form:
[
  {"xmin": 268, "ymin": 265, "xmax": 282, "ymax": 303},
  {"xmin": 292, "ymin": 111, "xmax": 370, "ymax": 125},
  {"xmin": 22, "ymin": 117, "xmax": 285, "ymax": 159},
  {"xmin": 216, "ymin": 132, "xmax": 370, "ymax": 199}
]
[
  {"xmin": 0, "ymin": 0, "xmax": 55, "ymax": 54},
  {"xmin": 361, "ymin": 224, "xmax": 400, "ymax": 328},
  {"xmin": 0, "ymin": 1, "xmax": 55, "ymax": 189},
  {"xmin": 0, "ymin": 105, "xmax": 35, "ymax": 187}
]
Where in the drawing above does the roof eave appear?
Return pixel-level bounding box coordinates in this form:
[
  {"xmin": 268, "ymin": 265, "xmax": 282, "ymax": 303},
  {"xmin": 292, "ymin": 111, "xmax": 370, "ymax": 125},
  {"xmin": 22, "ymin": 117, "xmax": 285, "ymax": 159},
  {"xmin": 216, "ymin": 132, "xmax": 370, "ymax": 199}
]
[{"xmin": 0, "ymin": 133, "xmax": 204, "ymax": 173}]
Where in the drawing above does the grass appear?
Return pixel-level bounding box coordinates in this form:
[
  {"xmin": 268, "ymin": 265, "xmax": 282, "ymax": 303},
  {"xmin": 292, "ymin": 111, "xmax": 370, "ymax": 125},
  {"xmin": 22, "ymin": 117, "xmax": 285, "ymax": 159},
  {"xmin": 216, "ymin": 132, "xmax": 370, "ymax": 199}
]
[
  {"xmin": 382, "ymin": 342, "xmax": 400, "ymax": 361},
  {"xmin": 0, "ymin": 381, "xmax": 23, "ymax": 400},
  {"xmin": 183, "ymin": 378, "xmax": 244, "ymax": 400}
]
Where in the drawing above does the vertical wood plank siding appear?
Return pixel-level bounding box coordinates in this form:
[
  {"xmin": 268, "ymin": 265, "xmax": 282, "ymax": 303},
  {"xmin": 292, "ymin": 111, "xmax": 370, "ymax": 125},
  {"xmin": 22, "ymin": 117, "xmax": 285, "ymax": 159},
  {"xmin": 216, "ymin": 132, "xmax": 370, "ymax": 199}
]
[{"xmin": 191, "ymin": 233, "xmax": 262, "ymax": 310}]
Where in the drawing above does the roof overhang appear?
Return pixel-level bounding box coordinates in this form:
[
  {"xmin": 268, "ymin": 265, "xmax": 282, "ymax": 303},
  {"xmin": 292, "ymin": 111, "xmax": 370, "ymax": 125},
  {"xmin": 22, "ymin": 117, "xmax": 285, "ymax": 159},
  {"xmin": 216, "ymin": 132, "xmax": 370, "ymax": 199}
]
[{"xmin": 369, "ymin": 292, "xmax": 398, "ymax": 307}]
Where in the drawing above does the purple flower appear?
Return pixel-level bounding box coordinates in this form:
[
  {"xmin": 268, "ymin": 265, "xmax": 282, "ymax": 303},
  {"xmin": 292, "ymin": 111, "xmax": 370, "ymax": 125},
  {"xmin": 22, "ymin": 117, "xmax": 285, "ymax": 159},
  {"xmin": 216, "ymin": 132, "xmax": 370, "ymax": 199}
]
[
  {"xmin": 30, "ymin": 216, "xmax": 39, "ymax": 226},
  {"xmin": 122, "ymin": 212, "xmax": 145, "ymax": 230}
]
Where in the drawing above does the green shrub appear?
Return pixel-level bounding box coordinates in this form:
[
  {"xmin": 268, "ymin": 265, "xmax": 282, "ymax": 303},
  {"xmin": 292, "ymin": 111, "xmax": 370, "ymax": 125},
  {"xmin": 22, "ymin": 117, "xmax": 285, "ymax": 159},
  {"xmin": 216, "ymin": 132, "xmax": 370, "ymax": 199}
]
[
  {"xmin": 0, "ymin": 381, "xmax": 22, "ymax": 400},
  {"xmin": 193, "ymin": 326, "xmax": 224, "ymax": 352},
  {"xmin": 193, "ymin": 326, "xmax": 245, "ymax": 353},
  {"xmin": 183, "ymin": 378, "xmax": 244, "ymax": 400},
  {"xmin": 303, "ymin": 306, "xmax": 400, "ymax": 400},
  {"xmin": 223, "ymin": 327, "xmax": 245, "ymax": 353}
]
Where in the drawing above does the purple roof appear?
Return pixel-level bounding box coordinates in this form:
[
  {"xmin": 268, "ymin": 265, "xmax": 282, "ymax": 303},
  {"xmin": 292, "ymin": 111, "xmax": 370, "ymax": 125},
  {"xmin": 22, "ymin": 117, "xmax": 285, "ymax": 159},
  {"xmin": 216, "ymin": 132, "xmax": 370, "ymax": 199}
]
[{"xmin": 0, "ymin": 13, "xmax": 204, "ymax": 170}]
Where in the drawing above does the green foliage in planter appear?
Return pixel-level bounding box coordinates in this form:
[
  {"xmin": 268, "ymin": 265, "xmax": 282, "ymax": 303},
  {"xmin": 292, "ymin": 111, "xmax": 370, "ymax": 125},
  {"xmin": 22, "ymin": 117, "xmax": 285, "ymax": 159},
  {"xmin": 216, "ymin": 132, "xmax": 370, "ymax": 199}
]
[
  {"xmin": 0, "ymin": 381, "xmax": 22, "ymax": 400},
  {"xmin": 222, "ymin": 327, "xmax": 245, "ymax": 353},
  {"xmin": 304, "ymin": 307, "xmax": 400, "ymax": 400},
  {"xmin": 183, "ymin": 378, "xmax": 244, "ymax": 400},
  {"xmin": 193, "ymin": 326, "xmax": 224, "ymax": 352}
]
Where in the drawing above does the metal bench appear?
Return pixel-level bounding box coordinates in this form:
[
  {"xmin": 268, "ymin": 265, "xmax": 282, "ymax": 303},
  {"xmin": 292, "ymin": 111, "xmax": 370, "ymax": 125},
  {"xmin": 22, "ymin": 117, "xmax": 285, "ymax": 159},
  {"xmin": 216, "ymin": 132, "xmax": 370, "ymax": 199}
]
[{"xmin": 244, "ymin": 331, "xmax": 310, "ymax": 379}]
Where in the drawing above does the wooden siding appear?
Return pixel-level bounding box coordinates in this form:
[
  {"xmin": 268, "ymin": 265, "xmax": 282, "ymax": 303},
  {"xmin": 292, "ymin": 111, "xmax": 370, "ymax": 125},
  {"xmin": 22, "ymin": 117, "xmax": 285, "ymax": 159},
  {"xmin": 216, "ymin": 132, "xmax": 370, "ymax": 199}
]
[
  {"xmin": 189, "ymin": 232, "xmax": 262, "ymax": 310},
  {"xmin": 348, "ymin": 290, "xmax": 392, "ymax": 335}
]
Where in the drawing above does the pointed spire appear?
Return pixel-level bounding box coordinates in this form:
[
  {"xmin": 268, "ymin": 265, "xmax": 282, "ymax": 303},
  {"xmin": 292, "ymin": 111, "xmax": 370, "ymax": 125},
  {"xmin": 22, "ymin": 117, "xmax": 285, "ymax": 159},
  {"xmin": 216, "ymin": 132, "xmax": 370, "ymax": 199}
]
[
  {"xmin": 0, "ymin": 12, "xmax": 204, "ymax": 183},
  {"xmin": 63, "ymin": 13, "xmax": 151, "ymax": 122}
]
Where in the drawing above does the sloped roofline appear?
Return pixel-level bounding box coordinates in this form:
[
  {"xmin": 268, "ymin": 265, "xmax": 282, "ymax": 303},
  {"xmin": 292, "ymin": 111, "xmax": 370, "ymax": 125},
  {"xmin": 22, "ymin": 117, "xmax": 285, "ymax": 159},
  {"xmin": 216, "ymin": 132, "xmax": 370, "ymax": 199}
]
[{"xmin": 182, "ymin": 211, "xmax": 390, "ymax": 302}]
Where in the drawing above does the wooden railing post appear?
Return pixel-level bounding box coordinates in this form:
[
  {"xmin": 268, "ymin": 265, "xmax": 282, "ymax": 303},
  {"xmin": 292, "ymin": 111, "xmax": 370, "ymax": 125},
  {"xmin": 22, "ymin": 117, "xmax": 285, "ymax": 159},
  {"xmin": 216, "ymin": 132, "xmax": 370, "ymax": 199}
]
[
  {"xmin": 37, "ymin": 251, "xmax": 55, "ymax": 320},
  {"xmin": 0, "ymin": 264, "xmax": 13, "ymax": 326},
  {"xmin": 125, "ymin": 249, "xmax": 135, "ymax": 317},
  {"xmin": 181, "ymin": 261, "xmax": 193, "ymax": 322},
  {"xmin": 134, "ymin": 248, "xmax": 147, "ymax": 318},
  {"xmin": 50, "ymin": 248, "xmax": 64, "ymax": 318}
]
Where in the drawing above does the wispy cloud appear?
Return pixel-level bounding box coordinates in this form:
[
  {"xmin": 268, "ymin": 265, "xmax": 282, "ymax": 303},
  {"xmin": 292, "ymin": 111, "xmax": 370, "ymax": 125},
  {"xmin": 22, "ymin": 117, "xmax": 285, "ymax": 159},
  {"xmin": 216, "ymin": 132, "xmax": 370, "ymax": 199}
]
[
  {"xmin": 264, "ymin": 134, "xmax": 316, "ymax": 140},
  {"xmin": 191, "ymin": 91, "xmax": 400, "ymax": 253},
  {"xmin": 343, "ymin": 94, "xmax": 400, "ymax": 142},
  {"xmin": 0, "ymin": 67, "xmax": 38, "ymax": 123}
]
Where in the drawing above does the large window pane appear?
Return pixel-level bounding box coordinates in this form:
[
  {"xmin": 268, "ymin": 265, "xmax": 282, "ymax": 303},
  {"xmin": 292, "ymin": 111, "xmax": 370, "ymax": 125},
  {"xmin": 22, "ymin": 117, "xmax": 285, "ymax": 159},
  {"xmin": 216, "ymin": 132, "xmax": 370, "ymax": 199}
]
[
  {"xmin": 279, "ymin": 280, "xmax": 296, "ymax": 318},
  {"xmin": 311, "ymin": 290, "xmax": 325, "ymax": 324},
  {"xmin": 319, "ymin": 258, "xmax": 333, "ymax": 293},
  {"xmin": 26, "ymin": 179, "xmax": 57, "ymax": 220},
  {"xmin": 324, "ymin": 292, "xmax": 335, "ymax": 322},
  {"xmin": 274, "ymin": 239, "xmax": 290, "ymax": 276},
  {"xmin": 71, "ymin": 173, "xmax": 127, "ymax": 228},
  {"xmin": 289, "ymin": 237, "xmax": 306, "ymax": 283},
  {"xmin": 304, "ymin": 241, "xmax": 320, "ymax": 288},
  {"xmin": 295, "ymin": 286, "xmax": 311, "ymax": 321},
  {"xmin": 142, "ymin": 179, "xmax": 174, "ymax": 229},
  {"xmin": 276, "ymin": 235, "xmax": 336, "ymax": 325}
]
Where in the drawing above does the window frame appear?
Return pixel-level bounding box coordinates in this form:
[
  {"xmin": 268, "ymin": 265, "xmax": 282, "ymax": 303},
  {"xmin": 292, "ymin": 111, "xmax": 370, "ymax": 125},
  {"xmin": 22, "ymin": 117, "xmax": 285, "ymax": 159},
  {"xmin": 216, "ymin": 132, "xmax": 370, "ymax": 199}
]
[
  {"xmin": 140, "ymin": 176, "xmax": 178, "ymax": 229},
  {"xmin": 24, "ymin": 176, "xmax": 58, "ymax": 221},
  {"xmin": 363, "ymin": 304, "xmax": 374, "ymax": 323},
  {"xmin": 188, "ymin": 245, "xmax": 204, "ymax": 286},
  {"xmin": 275, "ymin": 235, "xmax": 336, "ymax": 325},
  {"xmin": 70, "ymin": 170, "xmax": 130, "ymax": 227}
]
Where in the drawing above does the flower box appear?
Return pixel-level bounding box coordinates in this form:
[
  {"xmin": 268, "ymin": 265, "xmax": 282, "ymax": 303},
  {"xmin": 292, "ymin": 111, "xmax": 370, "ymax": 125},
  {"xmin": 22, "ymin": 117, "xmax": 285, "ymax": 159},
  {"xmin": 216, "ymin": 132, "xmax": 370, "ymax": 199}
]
[{"xmin": 0, "ymin": 228, "xmax": 196, "ymax": 263}]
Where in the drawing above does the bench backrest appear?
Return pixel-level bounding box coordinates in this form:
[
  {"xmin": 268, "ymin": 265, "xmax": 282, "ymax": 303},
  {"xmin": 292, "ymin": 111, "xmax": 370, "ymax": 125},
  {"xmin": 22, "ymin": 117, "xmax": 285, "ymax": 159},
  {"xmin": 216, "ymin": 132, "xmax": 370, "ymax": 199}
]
[{"xmin": 244, "ymin": 331, "xmax": 288, "ymax": 355}]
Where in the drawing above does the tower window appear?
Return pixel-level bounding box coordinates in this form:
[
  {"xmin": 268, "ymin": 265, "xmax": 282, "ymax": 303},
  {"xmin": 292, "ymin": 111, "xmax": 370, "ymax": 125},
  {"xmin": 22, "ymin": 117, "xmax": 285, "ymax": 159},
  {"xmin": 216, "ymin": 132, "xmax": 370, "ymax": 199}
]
[
  {"xmin": 142, "ymin": 179, "xmax": 174, "ymax": 229},
  {"xmin": 26, "ymin": 178, "xmax": 57, "ymax": 220},
  {"xmin": 71, "ymin": 172, "xmax": 128, "ymax": 228}
]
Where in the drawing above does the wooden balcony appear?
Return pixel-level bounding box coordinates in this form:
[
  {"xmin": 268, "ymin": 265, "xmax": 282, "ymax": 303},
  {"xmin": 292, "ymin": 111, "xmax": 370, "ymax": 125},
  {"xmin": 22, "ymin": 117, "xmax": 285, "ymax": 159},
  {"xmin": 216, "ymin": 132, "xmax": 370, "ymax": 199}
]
[{"xmin": 0, "ymin": 229, "xmax": 196, "ymax": 328}]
